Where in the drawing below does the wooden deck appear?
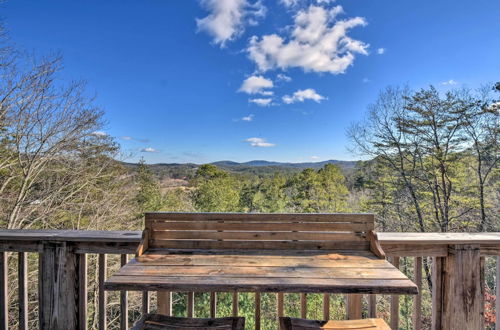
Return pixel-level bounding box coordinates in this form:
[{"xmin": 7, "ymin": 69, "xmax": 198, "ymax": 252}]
[{"xmin": 0, "ymin": 226, "xmax": 498, "ymax": 330}]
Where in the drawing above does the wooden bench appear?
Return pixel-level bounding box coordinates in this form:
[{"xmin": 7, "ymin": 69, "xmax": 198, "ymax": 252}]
[
  {"xmin": 132, "ymin": 314, "xmax": 245, "ymax": 330},
  {"xmin": 279, "ymin": 317, "xmax": 391, "ymax": 330},
  {"xmin": 105, "ymin": 213, "xmax": 417, "ymax": 300}
]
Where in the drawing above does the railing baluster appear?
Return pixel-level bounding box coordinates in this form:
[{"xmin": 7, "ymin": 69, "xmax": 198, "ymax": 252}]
[
  {"xmin": 98, "ymin": 254, "xmax": 107, "ymax": 330},
  {"xmin": 368, "ymin": 295, "xmax": 376, "ymax": 318},
  {"xmin": 142, "ymin": 291, "xmax": 150, "ymax": 314},
  {"xmin": 120, "ymin": 254, "xmax": 128, "ymax": 330},
  {"xmin": 323, "ymin": 293, "xmax": 330, "ymax": 320},
  {"xmin": 431, "ymin": 257, "xmax": 444, "ymax": 330},
  {"xmin": 210, "ymin": 292, "xmax": 217, "ymax": 318},
  {"xmin": 232, "ymin": 292, "xmax": 238, "ymax": 316},
  {"xmin": 413, "ymin": 257, "xmax": 422, "ymax": 330},
  {"xmin": 347, "ymin": 294, "xmax": 362, "ymax": 319},
  {"xmin": 18, "ymin": 252, "xmax": 28, "ymax": 330},
  {"xmin": 255, "ymin": 292, "xmax": 261, "ymax": 330},
  {"xmin": 0, "ymin": 251, "xmax": 8, "ymax": 330},
  {"xmin": 496, "ymin": 256, "xmax": 500, "ymax": 330},
  {"xmin": 300, "ymin": 293, "xmax": 307, "ymax": 318},
  {"xmin": 277, "ymin": 292, "xmax": 284, "ymax": 325},
  {"xmin": 79, "ymin": 253, "xmax": 87, "ymax": 330},
  {"xmin": 157, "ymin": 291, "xmax": 172, "ymax": 315},
  {"xmin": 187, "ymin": 292, "xmax": 194, "ymax": 317},
  {"xmin": 390, "ymin": 256, "xmax": 400, "ymax": 330}
]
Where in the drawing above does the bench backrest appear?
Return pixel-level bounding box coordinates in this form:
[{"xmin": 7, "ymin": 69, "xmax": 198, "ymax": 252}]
[{"xmin": 143, "ymin": 213, "xmax": 376, "ymax": 252}]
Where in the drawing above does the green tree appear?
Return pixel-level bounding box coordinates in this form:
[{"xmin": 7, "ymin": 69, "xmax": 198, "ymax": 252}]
[
  {"xmin": 136, "ymin": 159, "xmax": 164, "ymax": 213},
  {"xmin": 191, "ymin": 165, "xmax": 241, "ymax": 212}
]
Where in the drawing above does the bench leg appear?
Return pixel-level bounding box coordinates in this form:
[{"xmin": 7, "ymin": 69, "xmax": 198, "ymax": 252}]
[{"xmin": 157, "ymin": 291, "xmax": 172, "ymax": 315}]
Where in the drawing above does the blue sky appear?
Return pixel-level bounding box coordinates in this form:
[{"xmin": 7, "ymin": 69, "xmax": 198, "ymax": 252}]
[{"xmin": 3, "ymin": 0, "xmax": 500, "ymax": 163}]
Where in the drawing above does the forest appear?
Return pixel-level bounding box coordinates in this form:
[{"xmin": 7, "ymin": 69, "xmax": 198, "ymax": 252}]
[{"xmin": 0, "ymin": 19, "xmax": 499, "ymax": 329}]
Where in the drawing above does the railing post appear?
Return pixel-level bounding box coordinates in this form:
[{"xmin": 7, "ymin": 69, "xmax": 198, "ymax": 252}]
[
  {"xmin": 433, "ymin": 245, "xmax": 483, "ymax": 330},
  {"xmin": 39, "ymin": 241, "xmax": 81, "ymax": 330}
]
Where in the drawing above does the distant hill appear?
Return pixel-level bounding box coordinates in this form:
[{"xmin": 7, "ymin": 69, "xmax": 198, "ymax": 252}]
[{"xmin": 123, "ymin": 159, "xmax": 359, "ymax": 179}]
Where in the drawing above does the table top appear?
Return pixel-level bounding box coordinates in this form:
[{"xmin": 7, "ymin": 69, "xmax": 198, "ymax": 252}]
[{"xmin": 104, "ymin": 249, "xmax": 418, "ymax": 295}]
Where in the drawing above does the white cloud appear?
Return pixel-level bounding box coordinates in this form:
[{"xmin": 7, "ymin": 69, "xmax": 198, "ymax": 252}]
[
  {"xmin": 242, "ymin": 114, "xmax": 255, "ymax": 121},
  {"xmin": 277, "ymin": 73, "xmax": 292, "ymax": 82},
  {"xmin": 376, "ymin": 47, "xmax": 385, "ymax": 55},
  {"xmin": 247, "ymin": 5, "xmax": 368, "ymax": 74},
  {"xmin": 282, "ymin": 88, "xmax": 325, "ymax": 104},
  {"xmin": 249, "ymin": 98, "xmax": 273, "ymax": 106},
  {"xmin": 362, "ymin": 77, "xmax": 370, "ymax": 83},
  {"xmin": 197, "ymin": 0, "xmax": 266, "ymax": 47},
  {"xmin": 442, "ymin": 79, "xmax": 458, "ymax": 85},
  {"xmin": 121, "ymin": 136, "xmax": 133, "ymax": 140},
  {"xmin": 141, "ymin": 147, "xmax": 158, "ymax": 153},
  {"xmin": 238, "ymin": 75, "xmax": 274, "ymax": 94},
  {"xmin": 311, "ymin": 155, "xmax": 320, "ymax": 160},
  {"xmin": 280, "ymin": 0, "xmax": 299, "ymax": 7},
  {"xmin": 245, "ymin": 137, "xmax": 276, "ymax": 147},
  {"xmin": 92, "ymin": 131, "xmax": 108, "ymax": 137}
]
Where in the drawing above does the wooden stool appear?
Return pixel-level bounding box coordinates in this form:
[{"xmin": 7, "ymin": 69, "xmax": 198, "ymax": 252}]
[
  {"xmin": 132, "ymin": 314, "xmax": 245, "ymax": 330},
  {"xmin": 279, "ymin": 317, "xmax": 391, "ymax": 330}
]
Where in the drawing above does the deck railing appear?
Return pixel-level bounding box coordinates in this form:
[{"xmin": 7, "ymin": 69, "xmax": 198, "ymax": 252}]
[{"xmin": 0, "ymin": 230, "xmax": 499, "ymax": 330}]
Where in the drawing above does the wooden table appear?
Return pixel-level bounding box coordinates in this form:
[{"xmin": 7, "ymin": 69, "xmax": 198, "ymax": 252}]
[{"xmin": 105, "ymin": 248, "xmax": 417, "ymax": 294}]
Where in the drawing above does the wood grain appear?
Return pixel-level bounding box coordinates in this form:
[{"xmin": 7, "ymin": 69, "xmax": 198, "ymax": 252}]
[{"xmin": 279, "ymin": 317, "xmax": 391, "ymax": 329}]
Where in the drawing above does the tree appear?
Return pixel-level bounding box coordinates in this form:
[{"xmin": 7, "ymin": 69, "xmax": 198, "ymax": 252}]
[
  {"xmin": 191, "ymin": 165, "xmax": 241, "ymax": 212},
  {"xmin": 460, "ymin": 85, "xmax": 499, "ymax": 231},
  {"xmin": 136, "ymin": 159, "xmax": 165, "ymax": 213},
  {"xmin": 347, "ymin": 86, "xmax": 428, "ymax": 232}
]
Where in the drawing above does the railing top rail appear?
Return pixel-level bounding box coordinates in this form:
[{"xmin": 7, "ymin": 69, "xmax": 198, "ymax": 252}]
[
  {"xmin": 378, "ymin": 232, "xmax": 500, "ymax": 245},
  {"xmin": 0, "ymin": 230, "xmax": 499, "ymax": 244},
  {"xmin": 0, "ymin": 229, "xmax": 142, "ymax": 242}
]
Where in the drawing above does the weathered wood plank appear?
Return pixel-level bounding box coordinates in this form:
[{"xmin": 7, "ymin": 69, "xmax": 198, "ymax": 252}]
[
  {"xmin": 496, "ymin": 256, "xmax": 500, "ymax": 330},
  {"xmin": 151, "ymin": 221, "xmax": 373, "ymax": 232},
  {"xmin": 146, "ymin": 212, "xmax": 375, "ymax": 223},
  {"xmin": 142, "ymin": 291, "xmax": 150, "ymax": 314},
  {"xmin": 133, "ymin": 314, "xmax": 245, "ymax": 330},
  {"xmin": 279, "ymin": 317, "xmax": 391, "ymax": 330},
  {"xmin": 232, "ymin": 292, "xmax": 238, "ymax": 316},
  {"xmin": 413, "ymin": 257, "xmax": 422, "ymax": 330},
  {"xmin": 78, "ymin": 254, "xmax": 87, "ymax": 330},
  {"xmin": 150, "ymin": 240, "xmax": 370, "ymax": 250},
  {"xmin": 347, "ymin": 294, "xmax": 362, "ymax": 320},
  {"xmin": 379, "ymin": 232, "xmax": 500, "ymax": 244},
  {"xmin": 157, "ymin": 291, "xmax": 172, "ymax": 316},
  {"xmin": 368, "ymin": 295, "xmax": 376, "ymax": 318},
  {"xmin": 255, "ymin": 292, "xmax": 261, "ymax": 330},
  {"xmin": 106, "ymin": 275, "xmax": 417, "ymax": 294},
  {"xmin": 323, "ymin": 294, "xmax": 330, "ymax": 320},
  {"xmin": 118, "ymin": 265, "xmax": 408, "ymax": 280},
  {"xmin": 381, "ymin": 244, "xmax": 447, "ymax": 257},
  {"xmin": 187, "ymin": 292, "xmax": 194, "ymax": 317},
  {"xmin": 120, "ymin": 254, "xmax": 128, "ymax": 330},
  {"xmin": 300, "ymin": 293, "xmax": 307, "ymax": 318},
  {"xmin": 442, "ymin": 245, "xmax": 482, "ymax": 329},
  {"xmin": 98, "ymin": 254, "xmax": 107, "ymax": 330},
  {"xmin": 151, "ymin": 230, "xmax": 366, "ymax": 242},
  {"xmin": 277, "ymin": 292, "xmax": 284, "ymax": 320},
  {"xmin": 431, "ymin": 257, "xmax": 444, "ymax": 330},
  {"xmin": 390, "ymin": 257, "xmax": 400, "ymax": 330},
  {"xmin": 0, "ymin": 252, "xmax": 7, "ymax": 330},
  {"xmin": 39, "ymin": 242, "xmax": 79, "ymax": 330},
  {"xmin": 18, "ymin": 252, "xmax": 28, "ymax": 330},
  {"xmin": 210, "ymin": 292, "xmax": 217, "ymax": 318}
]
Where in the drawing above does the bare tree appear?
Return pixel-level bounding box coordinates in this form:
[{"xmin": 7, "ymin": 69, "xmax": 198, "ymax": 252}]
[{"xmin": 460, "ymin": 85, "xmax": 500, "ymax": 231}]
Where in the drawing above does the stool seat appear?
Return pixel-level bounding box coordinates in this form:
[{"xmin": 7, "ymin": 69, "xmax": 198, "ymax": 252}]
[
  {"xmin": 279, "ymin": 317, "xmax": 391, "ymax": 330},
  {"xmin": 132, "ymin": 314, "xmax": 245, "ymax": 330}
]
